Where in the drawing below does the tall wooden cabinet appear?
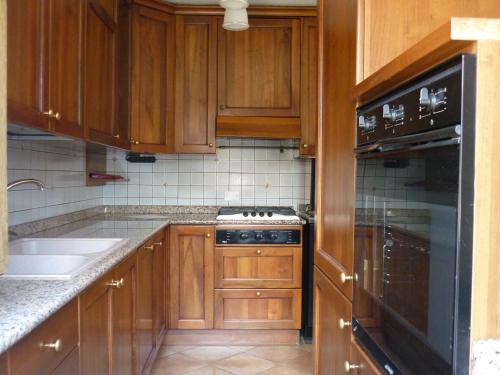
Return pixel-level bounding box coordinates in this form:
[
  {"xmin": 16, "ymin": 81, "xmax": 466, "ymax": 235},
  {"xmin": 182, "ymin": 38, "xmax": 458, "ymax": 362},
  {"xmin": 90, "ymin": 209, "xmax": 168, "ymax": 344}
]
[
  {"xmin": 7, "ymin": 0, "xmax": 84, "ymax": 138},
  {"xmin": 174, "ymin": 15, "xmax": 217, "ymax": 154},
  {"xmin": 169, "ymin": 225, "xmax": 215, "ymax": 329},
  {"xmin": 129, "ymin": 5, "xmax": 175, "ymax": 153}
]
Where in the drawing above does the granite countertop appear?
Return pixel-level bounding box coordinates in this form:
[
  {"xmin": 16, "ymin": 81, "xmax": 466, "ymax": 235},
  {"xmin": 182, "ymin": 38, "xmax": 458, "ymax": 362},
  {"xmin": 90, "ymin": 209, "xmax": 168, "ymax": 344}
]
[{"xmin": 0, "ymin": 207, "xmax": 304, "ymax": 354}]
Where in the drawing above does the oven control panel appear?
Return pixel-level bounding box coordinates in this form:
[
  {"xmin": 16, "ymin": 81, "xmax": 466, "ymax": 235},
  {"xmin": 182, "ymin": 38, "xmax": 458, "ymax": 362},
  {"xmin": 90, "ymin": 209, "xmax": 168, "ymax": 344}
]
[{"xmin": 216, "ymin": 229, "xmax": 301, "ymax": 245}]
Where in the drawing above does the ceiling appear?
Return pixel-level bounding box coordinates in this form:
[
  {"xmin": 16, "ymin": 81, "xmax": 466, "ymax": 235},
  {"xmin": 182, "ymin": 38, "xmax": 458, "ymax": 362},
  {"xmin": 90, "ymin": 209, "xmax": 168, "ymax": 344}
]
[{"xmin": 165, "ymin": 0, "xmax": 317, "ymax": 6}]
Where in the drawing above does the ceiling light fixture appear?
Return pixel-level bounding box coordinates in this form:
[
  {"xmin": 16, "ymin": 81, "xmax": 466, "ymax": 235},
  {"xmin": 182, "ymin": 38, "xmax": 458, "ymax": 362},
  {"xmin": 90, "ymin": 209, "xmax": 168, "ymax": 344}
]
[{"xmin": 220, "ymin": 0, "xmax": 249, "ymax": 31}]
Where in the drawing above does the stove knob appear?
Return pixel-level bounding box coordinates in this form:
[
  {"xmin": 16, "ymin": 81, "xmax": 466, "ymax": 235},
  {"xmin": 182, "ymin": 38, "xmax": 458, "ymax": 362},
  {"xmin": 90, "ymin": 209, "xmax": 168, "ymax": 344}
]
[
  {"xmin": 270, "ymin": 233, "xmax": 279, "ymax": 240},
  {"xmin": 251, "ymin": 211, "xmax": 257, "ymax": 217},
  {"xmin": 240, "ymin": 232, "xmax": 249, "ymax": 240},
  {"xmin": 243, "ymin": 211, "xmax": 249, "ymax": 217},
  {"xmin": 259, "ymin": 212, "xmax": 265, "ymax": 217},
  {"xmin": 267, "ymin": 212, "xmax": 273, "ymax": 217},
  {"xmin": 419, "ymin": 87, "xmax": 447, "ymax": 113},
  {"xmin": 383, "ymin": 104, "xmax": 404, "ymax": 123},
  {"xmin": 255, "ymin": 233, "xmax": 264, "ymax": 240},
  {"xmin": 358, "ymin": 115, "xmax": 366, "ymax": 130}
]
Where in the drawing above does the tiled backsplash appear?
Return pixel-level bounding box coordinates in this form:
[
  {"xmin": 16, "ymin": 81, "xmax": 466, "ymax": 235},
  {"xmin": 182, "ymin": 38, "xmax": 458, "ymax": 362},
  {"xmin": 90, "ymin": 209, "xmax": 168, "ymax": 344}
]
[
  {"xmin": 7, "ymin": 140, "xmax": 103, "ymax": 226},
  {"xmin": 103, "ymin": 139, "xmax": 312, "ymax": 208}
]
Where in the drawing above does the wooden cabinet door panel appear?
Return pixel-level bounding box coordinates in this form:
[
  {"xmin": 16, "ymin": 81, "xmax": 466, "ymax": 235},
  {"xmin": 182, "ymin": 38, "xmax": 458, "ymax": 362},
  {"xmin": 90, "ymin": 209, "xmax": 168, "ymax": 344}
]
[
  {"xmin": 215, "ymin": 246, "xmax": 302, "ymax": 288},
  {"xmin": 154, "ymin": 230, "xmax": 167, "ymax": 343},
  {"xmin": 315, "ymin": 0, "xmax": 357, "ymax": 297},
  {"xmin": 112, "ymin": 255, "xmax": 136, "ymax": 375},
  {"xmin": 48, "ymin": 0, "xmax": 83, "ymax": 138},
  {"xmin": 174, "ymin": 15, "xmax": 216, "ymax": 154},
  {"xmin": 300, "ymin": 17, "xmax": 318, "ymax": 156},
  {"xmin": 7, "ymin": 0, "xmax": 48, "ymax": 130},
  {"xmin": 313, "ymin": 267, "xmax": 352, "ymax": 375},
  {"xmin": 50, "ymin": 347, "xmax": 79, "ymax": 375},
  {"xmin": 350, "ymin": 339, "xmax": 382, "ymax": 375},
  {"xmin": 170, "ymin": 225, "xmax": 214, "ymax": 329},
  {"xmin": 84, "ymin": 0, "xmax": 118, "ymax": 145},
  {"xmin": 218, "ymin": 18, "xmax": 301, "ymax": 117},
  {"xmin": 80, "ymin": 272, "xmax": 113, "ymax": 375},
  {"xmin": 136, "ymin": 240, "xmax": 155, "ymax": 374},
  {"xmin": 130, "ymin": 6, "xmax": 174, "ymax": 153},
  {"xmin": 0, "ymin": 352, "xmax": 7, "ymax": 375},
  {"xmin": 214, "ymin": 289, "xmax": 301, "ymax": 329}
]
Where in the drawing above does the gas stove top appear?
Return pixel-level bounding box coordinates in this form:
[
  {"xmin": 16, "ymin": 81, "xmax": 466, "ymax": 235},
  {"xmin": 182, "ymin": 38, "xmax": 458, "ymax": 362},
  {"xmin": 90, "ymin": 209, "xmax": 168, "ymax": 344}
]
[{"xmin": 216, "ymin": 206, "xmax": 300, "ymax": 221}]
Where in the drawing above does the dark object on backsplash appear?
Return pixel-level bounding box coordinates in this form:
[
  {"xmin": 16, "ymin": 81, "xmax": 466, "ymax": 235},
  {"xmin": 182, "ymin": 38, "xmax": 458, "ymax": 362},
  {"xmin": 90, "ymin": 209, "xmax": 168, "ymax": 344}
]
[
  {"xmin": 126, "ymin": 153, "xmax": 156, "ymax": 163},
  {"xmin": 88, "ymin": 173, "xmax": 126, "ymax": 181}
]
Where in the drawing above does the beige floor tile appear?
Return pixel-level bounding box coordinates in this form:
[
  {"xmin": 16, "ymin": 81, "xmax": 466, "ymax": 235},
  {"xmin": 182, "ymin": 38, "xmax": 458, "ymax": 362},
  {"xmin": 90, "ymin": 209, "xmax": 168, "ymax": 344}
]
[
  {"xmin": 152, "ymin": 353, "xmax": 207, "ymax": 375},
  {"xmin": 246, "ymin": 345, "xmax": 305, "ymax": 362},
  {"xmin": 157, "ymin": 345, "xmax": 195, "ymax": 358},
  {"xmin": 215, "ymin": 353, "xmax": 275, "ymax": 375},
  {"xmin": 182, "ymin": 346, "xmax": 243, "ymax": 362},
  {"xmin": 300, "ymin": 344, "xmax": 313, "ymax": 353},
  {"xmin": 257, "ymin": 364, "xmax": 313, "ymax": 375},
  {"xmin": 183, "ymin": 365, "xmax": 235, "ymax": 375},
  {"xmin": 284, "ymin": 352, "xmax": 314, "ymax": 372}
]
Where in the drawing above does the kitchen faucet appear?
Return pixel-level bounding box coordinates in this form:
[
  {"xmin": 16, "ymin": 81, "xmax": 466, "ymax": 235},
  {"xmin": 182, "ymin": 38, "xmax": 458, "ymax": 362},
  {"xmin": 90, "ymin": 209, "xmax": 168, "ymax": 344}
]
[{"xmin": 7, "ymin": 179, "xmax": 46, "ymax": 191}]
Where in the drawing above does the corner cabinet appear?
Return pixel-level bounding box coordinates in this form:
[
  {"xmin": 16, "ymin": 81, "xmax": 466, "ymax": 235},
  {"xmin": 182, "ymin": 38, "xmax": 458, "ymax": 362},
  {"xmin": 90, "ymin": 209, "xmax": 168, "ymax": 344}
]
[
  {"xmin": 216, "ymin": 18, "xmax": 302, "ymax": 139},
  {"xmin": 129, "ymin": 5, "xmax": 175, "ymax": 153},
  {"xmin": 7, "ymin": 0, "xmax": 84, "ymax": 138},
  {"xmin": 174, "ymin": 15, "xmax": 217, "ymax": 154},
  {"xmin": 169, "ymin": 225, "xmax": 215, "ymax": 329}
]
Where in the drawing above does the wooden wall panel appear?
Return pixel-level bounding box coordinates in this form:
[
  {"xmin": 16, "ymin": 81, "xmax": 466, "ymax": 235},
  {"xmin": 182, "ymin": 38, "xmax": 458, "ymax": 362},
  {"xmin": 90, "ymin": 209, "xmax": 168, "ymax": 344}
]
[{"xmin": 359, "ymin": 0, "xmax": 500, "ymax": 79}]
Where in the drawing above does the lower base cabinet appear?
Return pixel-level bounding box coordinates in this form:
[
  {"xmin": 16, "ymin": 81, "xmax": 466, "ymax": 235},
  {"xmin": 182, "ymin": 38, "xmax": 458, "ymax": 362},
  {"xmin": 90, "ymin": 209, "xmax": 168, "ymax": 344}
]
[
  {"xmin": 314, "ymin": 266, "xmax": 352, "ymax": 375},
  {"xmin": 348, "ymin": 339, "xmax": 382, "ymax": 375}
]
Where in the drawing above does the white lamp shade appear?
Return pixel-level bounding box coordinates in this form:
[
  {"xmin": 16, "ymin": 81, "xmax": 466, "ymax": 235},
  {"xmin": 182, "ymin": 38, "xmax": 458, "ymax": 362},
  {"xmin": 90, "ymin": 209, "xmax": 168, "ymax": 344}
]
[
  {"xmin": 222, "ymin": 8, "xmax": 249, "ymax": 31},
  {"xmin": 220, "ymin": 0, "xmax": 248, "ymax": 9}
]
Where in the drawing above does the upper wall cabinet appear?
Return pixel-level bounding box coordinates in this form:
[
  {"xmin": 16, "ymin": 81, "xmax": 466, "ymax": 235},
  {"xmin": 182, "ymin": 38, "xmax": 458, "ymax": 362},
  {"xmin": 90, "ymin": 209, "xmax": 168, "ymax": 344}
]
[
  {"xmin": 8, "ymin": 0, "xmax": 84, "ymax": 138},
  {"xmin": 84, "ymin": 0, "xmax": 127, "ymax": 148},
  {"xmin": 174, "ymin": 15, "xmax": 217, "ymax": 154},
  {"xmin": 216, "ymin": 18, "xmax": 302, "ymax": 139},
  {"xmin": 129, "ymin": 5, "xmax": 175, "ymax": 153}
]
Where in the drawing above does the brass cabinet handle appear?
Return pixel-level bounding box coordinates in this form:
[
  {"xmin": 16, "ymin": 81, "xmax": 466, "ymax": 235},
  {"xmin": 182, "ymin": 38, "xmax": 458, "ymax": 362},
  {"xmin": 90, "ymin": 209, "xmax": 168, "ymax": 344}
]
[
  {"xmin": 134, "ymin": 141, "xmax": 139, "ymax": 145},
  {"xmin": 106, "ymin": 278, "xmax": 124, "ymax": 288},
  {"xmin": 344, "ymin": 361, "xmax": 361, "ymax": 373},
  {"xmin": 209, "ymin": 143, "xmax": 214, "ymax": 147},
  {"xmin": 113, "ymin": 134, "xmax": 120, "ymax": 139},
  {"xmin": 40, "ymin": 339, "xmax": 63, "ymax": 352},
  {"xmin": 53, "ymin": 112, "xmax": 61, "ymax": 120},
  {"xmin": 130, "ymin": 140, "xmax": 140, "ymax": 145},
  {"xmin": 154, "ymin": 241, "xmax": 163, "ymax": 247},
  {"xmin": 338, "ymin": 318, "xmax": 351, "ymax": 329},
  {"xmin": 256, "ymin": 250, "xmax": 262, "ymax": 255},
  {"xmin": 206, "ymin": 233, "xmax": 211, "ymax": 238},
  {"xmin": 42, "ymin": 109, "xmax": 54, "ymax": 117},
  {"xmin": 340, "ymin": 272, "xmax": 354, "ymax": 284},
  {"xmin": 256, "ymin": 291, "xmax": 261, "ymax": 297},
  {"xmin": 144, "ymin": 245, "xmax": 155, "ymax": 251},
  {"xmin": 303, "ymin": 144, "xmax": 309, "ymax": 148}
]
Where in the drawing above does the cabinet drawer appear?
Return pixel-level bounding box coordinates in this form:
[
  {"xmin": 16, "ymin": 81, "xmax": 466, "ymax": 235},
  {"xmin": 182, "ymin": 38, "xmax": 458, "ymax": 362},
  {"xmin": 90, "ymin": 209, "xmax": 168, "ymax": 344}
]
[
  {"xmin": 215, "ymin": 289, "xmax": 301, "ymax": 329},
  {"xmin": 10, "ymin": 299, "xmax": 78, "ymax": 375},
  {"xmin": 215, "ymin": 246, "xmax": 302, "ymax": 288},
  {"xmin": 349, "ymin": 339, "xmax": 382, "ymax": 375}
]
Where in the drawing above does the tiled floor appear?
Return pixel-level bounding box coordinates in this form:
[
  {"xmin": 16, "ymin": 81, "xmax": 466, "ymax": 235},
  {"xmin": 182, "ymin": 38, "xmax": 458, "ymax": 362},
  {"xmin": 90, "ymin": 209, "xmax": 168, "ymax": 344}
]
[{"xmin": 151, "ymin": 344, "xmax": 313, "ymax": 375}]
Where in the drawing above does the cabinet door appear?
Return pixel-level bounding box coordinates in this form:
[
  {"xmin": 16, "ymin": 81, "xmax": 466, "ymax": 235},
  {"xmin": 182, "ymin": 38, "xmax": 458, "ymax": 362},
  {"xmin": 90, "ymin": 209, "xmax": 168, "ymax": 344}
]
[
  {"xmin": 112, "ymin": 255, "xmax": 136, "ymax": 375},
  {"xmin": 315, "ymin": 0, "xmax": 357, "ymax": 297},
  {"xmin": 154, "ymin": 231, "xmax": 167, "ymax": 343},
  {"xmin": 48, "ymin": 0, "xmax": 84, "ymax": 138},
  {"xmin": 7, "ymin": 0, "xmax": 49, "ymax": 130},
  {"xmin": 300, "ymin": 18, "xmax": 318, "ymax": 156},
  {"xmin": 136, "ymin": 240, "xmax": 155, "ymax": 374},
  {"xmin": 314, "ymin": 267, "xmax": 352, "ymax": 375},
  {"xmin": 218, "ymin": 18, "xmax": 301, "ymax": 118},
  {"xmin": 0, "ymin": 352, "xmax": 8, "ymax": 375},
  {"xmin": 80, "ymin": 272, "xmax": 113, "ymax": 375},
  {"xmin": 84, "ymin": 0, "xmax": 119, "ymax": 146},
  {"xmin": 349, "ymin": 339, "xmax": 382, "ymax": 375},
  {"xmin": 50, "ymin": 348, "xmax": 79, "ymax": 375},
  {"xmin": 130, "ymin": 6, "xmax": 174, "ymax": 153},
  {"xmin": 170, "ymin": 225, "xmax": 214, "ymax": 329},
  {"xmin": 174, "ymin": 15, "xmax": 216, "ymax": 154}
]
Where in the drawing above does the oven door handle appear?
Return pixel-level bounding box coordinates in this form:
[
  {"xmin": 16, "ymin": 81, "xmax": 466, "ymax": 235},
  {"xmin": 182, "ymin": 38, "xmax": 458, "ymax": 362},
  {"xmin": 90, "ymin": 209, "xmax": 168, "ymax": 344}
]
[{"xmin": 354, "ymin": 142, "xmax": 382, "ymax": 154}]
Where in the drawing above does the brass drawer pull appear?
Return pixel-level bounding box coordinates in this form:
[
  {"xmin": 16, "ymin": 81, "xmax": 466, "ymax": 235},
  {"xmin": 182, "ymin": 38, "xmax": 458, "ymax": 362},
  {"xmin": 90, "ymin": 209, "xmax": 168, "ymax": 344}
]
[
  {"xmin": 256, "ymin": 250, "xmax": 262, "ymax": 255},
  {"xmin": 40, "ymin": 339, "xmax": 63, "ymax": 352},
  {"xmin": 344, "ymin": 361, "xmax": 361, "ymax": 373},
  {"xmin": 144, "ymin": 245, "xmax": 155, "ymax": 251},
  {"xmin": 209, "ymin": 143, "xmax": 214, "ymax": 147},
  {"xmin": 340, "ymin": 272, "xmax": 354, "ymax": 284},
  {"xmin": 106, "ymin": 278, "xmax": 124, "ymax": 288},
  {"xmin": 113, "ymin": 134, "xmax": 120, "ymax": 139},
  {"xmin": 303, "ymin": 144, "xmax": 309, "ymax": 148},
  {"xmin": 154, "ymin": 241, "xmax": 163, "ymax": 247},
  {"xmin": 42, "ymin": 109, "xmax": 60, "ymax": 119},
  {"xmin": 206, "ymin": 233, "xmax": 211, "ymax": 238},
  {"xmin": 256, "ymin": 291, "xmax": 261, "ymax": 297},
  {"xmin": 338, "ymin": 318, "xmax": 351, "ymax": 329}
]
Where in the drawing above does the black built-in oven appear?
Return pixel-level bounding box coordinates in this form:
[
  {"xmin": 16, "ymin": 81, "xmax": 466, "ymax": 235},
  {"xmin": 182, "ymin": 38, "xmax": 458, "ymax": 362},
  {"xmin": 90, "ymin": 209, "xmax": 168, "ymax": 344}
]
[{"xmin": 353, "ymin": 55, "xmax": 476, "ymax": 375}]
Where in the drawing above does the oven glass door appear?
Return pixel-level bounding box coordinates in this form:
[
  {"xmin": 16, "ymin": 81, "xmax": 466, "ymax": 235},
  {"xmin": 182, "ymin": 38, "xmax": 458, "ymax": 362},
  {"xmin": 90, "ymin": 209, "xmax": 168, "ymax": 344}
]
[{"xmin": 354, "ymin": 144, "xmax": 459, "ymax": 375}]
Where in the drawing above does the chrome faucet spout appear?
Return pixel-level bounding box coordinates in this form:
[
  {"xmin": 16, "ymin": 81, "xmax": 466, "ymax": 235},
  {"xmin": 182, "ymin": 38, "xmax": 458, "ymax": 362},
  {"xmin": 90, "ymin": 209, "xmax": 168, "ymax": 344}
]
[{"xmin": 7, "ymin": 179, "xmax": 46, "ymax": 191}]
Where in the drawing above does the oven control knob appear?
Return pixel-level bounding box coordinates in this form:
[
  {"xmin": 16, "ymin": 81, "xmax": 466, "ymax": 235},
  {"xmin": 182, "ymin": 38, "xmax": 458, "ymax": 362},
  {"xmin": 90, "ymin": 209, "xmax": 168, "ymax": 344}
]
[
  {"xmin": 419, "ymin": 87, "xmax": 447, "ymax": 113},
  {"xmin": 255, "ymin": 233, "xmax": 264, "ymax": 240},
  {"xmin": 358, "ymin": 115, "xmax": 376, "ymax": 131},
  {"xmin": 240, "ymin": 232, "xmax": 249, "ymax": 240},
  {"xmin": 270, "ymin": 233, "xmax": 278, "ymax": 240},
  {"xmin": 358, "ymin": 115, "xmax": 366, "ymax": 129},
  {"xmin": 383, "ymin": 104, "xmax": 405, "ymax": 123}
]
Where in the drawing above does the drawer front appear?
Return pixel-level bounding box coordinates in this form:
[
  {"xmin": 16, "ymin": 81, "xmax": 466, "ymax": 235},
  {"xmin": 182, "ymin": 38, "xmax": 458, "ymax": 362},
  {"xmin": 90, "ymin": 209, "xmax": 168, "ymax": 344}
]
[
  {"xmin": 10, "ymin": 299, "xmax": 78, "ymax": 375},
  {"xmin": 215, "ymin": 289, "xmax": 301, "ymax": 329},
  {"xmin": 215, "ymin": 246, "xmax": 302, "ymax": 288},
  {"xmin": 350, "ymin": 339, "xmax": 382, "ymax": 375}
]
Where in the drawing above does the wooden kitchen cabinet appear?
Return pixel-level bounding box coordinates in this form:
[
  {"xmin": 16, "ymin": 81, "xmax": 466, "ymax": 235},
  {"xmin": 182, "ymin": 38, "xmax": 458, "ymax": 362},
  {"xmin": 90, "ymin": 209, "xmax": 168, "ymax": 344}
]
[
  {"xmin": 154, "ymin": 230, "xmax": 167, "ymax": 345},
  {"xmin": 7, "ymin": 0, "xmax": 84, "ymax": 138},
  {"xmin": 216, "ymin": 17, "xmax": 302, "ymax": 139},
  {"xmin": 314, "ymin": 267, "xmax": 352, "ymax": 375},
  {"xmin": 214, "ymin": 289, "xmax": 302, "ymax": 329},
  {"xmin": 9, "ymin": 299, "xmax": 78, "ymax": 375},
  {"xmin": 215, "ymin": 246, "xmax": 302, "ymax": 289},
  {"xmin": 80, "ymin": 254, "xmax": 136, "ymax": 375},
  {"xmin": 174, "ymin": 15, "xmax": 217, "ymax": 154},
  {"xmin": 170, "ymin": 225, "xmax": 214, "ymax": 329},
  {"xmin": 129, "ymin": 5, "xmax": 175, "ymax": 153},
  {"xmin": 84, "ymin": 0, "xmax": 124, "ymax": 147},
  {"xmin": 0, "ymin": 353, "xmax": 7, "ymax": 375},
  {"xmin": 348, "ymin": 339, "xmax": 382, "ymax": 375},
  {"xmin": 300, "ymin": 17, "xmax": 318, "ymax": 156}
]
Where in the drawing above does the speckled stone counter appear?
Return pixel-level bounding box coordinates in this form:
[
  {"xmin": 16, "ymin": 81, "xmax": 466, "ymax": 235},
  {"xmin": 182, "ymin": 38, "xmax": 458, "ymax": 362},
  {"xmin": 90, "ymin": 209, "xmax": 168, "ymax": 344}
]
[
  {"xmin": 0, "ymin": 206, "xmax": 304, "ymax": 354},
  {"xmin": 472, "ymin": 340, "xmax": 500, "ymax": 374}
]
